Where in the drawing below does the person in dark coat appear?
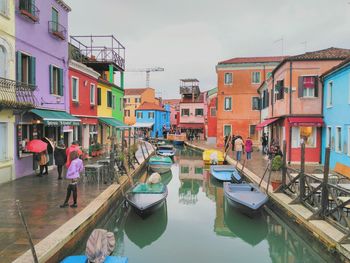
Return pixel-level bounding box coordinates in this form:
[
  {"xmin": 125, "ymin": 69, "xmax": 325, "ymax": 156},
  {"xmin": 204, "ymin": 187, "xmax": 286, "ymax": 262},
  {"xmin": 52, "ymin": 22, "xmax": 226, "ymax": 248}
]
[{"xmin": 54, "ymin": 140, "xmax": 67, "ymax": 180}]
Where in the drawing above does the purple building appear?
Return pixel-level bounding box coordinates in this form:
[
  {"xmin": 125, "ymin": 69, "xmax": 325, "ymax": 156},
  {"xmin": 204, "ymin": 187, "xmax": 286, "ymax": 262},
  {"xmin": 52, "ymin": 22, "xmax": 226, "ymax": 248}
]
[{"xmin": 15, "ymin": 0, "xmax": 77, "ymax": 177}]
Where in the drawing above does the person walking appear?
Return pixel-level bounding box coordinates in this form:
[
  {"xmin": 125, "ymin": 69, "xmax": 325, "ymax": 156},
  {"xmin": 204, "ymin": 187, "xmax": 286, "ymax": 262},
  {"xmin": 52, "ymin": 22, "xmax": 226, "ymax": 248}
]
[
  {"xmin": 234, "ymin": 136, "xmax": 244, "ymax": 161},
  {"xmin": 60, "ymin": 151, "xmax": 84, "ymax": 208},
  {"xmin": 245, "ymin": 137, "xmax": 253, "ymax": 160},
  {"xmin": 38, "ymin": 150, "xmax": 49, "ymax": 176},
  {"xmin": 54, "ymin": 140, "xmax": 67, "ymax": 180},
  {"xmin": 261, "ymin": 133, "xmax": 268, "ymax": 155}
]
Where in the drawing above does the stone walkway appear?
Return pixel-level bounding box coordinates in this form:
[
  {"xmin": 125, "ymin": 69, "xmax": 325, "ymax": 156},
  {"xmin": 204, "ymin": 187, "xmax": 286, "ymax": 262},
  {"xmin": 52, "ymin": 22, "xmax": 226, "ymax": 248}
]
[{"xmin": 0, "ymin": 141, "xmax": 153, "ymax": 263}]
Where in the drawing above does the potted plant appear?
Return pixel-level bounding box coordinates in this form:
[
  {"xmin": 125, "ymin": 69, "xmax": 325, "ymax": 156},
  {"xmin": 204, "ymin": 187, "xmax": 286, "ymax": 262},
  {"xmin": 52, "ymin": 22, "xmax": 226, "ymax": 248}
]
[
  {"xmin": 90, "ymin": 144, "xmax": 97, "ymax": 157},
  {"xmin": 270, "ymin": 155, "xmax": 283, "ymax": 190}
]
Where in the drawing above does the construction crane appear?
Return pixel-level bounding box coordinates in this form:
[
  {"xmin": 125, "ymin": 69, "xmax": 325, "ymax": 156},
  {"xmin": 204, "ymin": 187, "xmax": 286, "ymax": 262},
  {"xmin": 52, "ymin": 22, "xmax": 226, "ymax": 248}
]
[{"xmin": 126, "ymin": 67, "xmax": 164, "ymax": 88}]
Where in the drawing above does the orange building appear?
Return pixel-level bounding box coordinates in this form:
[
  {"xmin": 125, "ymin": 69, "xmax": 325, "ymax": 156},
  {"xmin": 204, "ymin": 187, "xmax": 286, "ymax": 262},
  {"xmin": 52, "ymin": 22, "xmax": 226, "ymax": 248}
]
[
  {"xmin": 216, "ymin": 56, "xmax": 285, "ymax": 147},
  {"xmin": 123, "ymin": 88, "xmax": 157, "ymax": 125}
]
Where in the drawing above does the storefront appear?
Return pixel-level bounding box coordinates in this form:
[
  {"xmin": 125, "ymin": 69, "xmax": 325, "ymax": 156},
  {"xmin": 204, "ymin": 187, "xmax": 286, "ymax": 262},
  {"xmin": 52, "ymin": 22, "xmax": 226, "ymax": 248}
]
[
  {"xmin": 132, "ymin": 122, "xmax": 154, "ymax": 139},
  {"xmin": 98, "ymin": 117, "xmax": 129, "ymax": 147},
  {"xmin": 76, "ymin": 117, "xmax": 98, "ymax": 150},
  {"xmin": 178, "ymin": 123, "xmax": 206, "ymax": 140}
]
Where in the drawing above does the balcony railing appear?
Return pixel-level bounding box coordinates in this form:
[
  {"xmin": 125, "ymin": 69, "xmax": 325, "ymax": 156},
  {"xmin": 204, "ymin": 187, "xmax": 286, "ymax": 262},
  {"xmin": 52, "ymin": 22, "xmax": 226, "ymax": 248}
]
[
  {"xmin": 48, "ymin": 21, "xmax": 67, "ymax": 40},
  {"xmin": 18, "ymin": 0, "xmax": 39, "ymax": 22},
  {"xmin": 0, "ymin": 77, "xmax": 37, "ymax": 110},
  {"xmin": 180, "ymin": 86, "xmax": 200, "ymax": 95}
]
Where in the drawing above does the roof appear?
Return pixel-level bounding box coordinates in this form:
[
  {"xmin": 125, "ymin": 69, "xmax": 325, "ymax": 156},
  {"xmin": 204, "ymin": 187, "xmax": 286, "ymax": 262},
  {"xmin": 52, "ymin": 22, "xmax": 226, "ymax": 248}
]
[
  {"xmin": 321, "ymin": 56, "xmax": 350, "ymax": 79},
  {"xmin": 162, "ymin": 99, "xmax": 180, "ymax": 105},
  {"xmin": 98, "ymin": 117, "xmax": 129, "ymax": 128},
  {"xmin": 218, "ymin": 56, "xmax": 286, "ymax": 65},
  {"xmin": 55, "ymin": 0, "xmax": 71, "ymax": 12},
  {"xmin": 180, "ymin": 79, "xmax": 199, "ymax": 82},
  {"xmin": 207, "ymin": 87, "xmax": 218, "ymax": 97},
  {"xmin": 136, "ymin": 102, "xmax": 166, "ymax": 111},
  {"xmin": 273, "ymin": 47, "xmax": 350, "ymax": 74},
  {"xmin": 124, "ymin": 88, "xmax": 152, "ymax": 96}
]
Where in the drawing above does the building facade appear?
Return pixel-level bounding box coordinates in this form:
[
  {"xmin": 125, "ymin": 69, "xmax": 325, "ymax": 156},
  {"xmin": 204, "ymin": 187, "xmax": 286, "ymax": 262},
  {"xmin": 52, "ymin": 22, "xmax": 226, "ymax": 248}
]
[
  {"xmin": 216, "ymin": 56, "xmax": 284, "ymax": 147},
  {"xmin": 321, "ymin": 58, "xmax": 350, "ymax": 169},
  {"xmin": 162, "ymin": 99, "xmax": 180, "ymax": 129},
  {"xmin": 207, "ymin": 88, "xmax": 217, "ymax": 144}
]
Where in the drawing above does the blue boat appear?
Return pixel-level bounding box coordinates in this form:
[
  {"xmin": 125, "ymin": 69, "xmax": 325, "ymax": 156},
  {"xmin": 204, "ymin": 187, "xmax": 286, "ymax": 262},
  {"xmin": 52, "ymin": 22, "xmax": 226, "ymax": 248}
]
[
  {"xmin": 149, "ymin": 156, "xmax": 172, "ymax": 174},
  {"xmin": 210, "ymin": 165, "xmax": 242, "ymax": 183},
  {"xmin": 224, "ymin": 182, "xmax": 268, "ymax": 215},
  {"xmin": 61, "ymin": 256, "xmax": 128, "ymax": 263}
]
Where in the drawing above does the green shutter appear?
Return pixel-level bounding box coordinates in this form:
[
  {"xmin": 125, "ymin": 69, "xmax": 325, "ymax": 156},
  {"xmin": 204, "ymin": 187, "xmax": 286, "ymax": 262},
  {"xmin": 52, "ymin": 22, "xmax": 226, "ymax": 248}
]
[
  {"xmin": 16, "ymin": 51, "xmax": 22, "ymax": 82},
  {"xmin": 29, "ymin": 56, "xmax": 36, "ymax": 85},
  {"xmin": 49, "ymin": 65, "xmax": 53, "ymax": 94},
  {"xmin": 59, "ymin": 68, "xmax": 63, "ymax": 96}
]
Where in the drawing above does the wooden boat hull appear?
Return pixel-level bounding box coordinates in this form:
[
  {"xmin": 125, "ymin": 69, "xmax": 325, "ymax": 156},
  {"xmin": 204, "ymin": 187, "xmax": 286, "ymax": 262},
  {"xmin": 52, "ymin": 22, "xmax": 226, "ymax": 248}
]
[
  {"xmin": 210, "ymin": 165, "xmax": 242, "ymax": 183},
  {"xmin": 173, "ymin": 140, "xmax": 184, "ymax": 145}
]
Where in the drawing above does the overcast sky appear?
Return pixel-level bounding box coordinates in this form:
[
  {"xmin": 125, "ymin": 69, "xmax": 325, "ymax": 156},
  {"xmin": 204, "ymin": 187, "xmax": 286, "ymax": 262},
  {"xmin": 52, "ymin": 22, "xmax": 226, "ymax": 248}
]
[{"xmin": 65, "ymin": 0, "xmax": 350, "ymax": 99}]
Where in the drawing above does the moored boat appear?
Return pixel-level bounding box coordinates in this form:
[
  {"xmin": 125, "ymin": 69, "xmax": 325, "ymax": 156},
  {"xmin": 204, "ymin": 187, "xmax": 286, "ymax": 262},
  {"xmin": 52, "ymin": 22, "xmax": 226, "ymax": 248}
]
[
  {"xmin": 203, "ymin": 149, "xmax": 224, "ymax": 165},
  {"xmin": 224, "ymin": 182, "xmax": 268, "ymax": 216},
  {"xmin": 149, "ymin": 156, "xmax": 172, "ymax": 174},
  {"xmin": 210, "ymin": 165, "xmax": 242, "ymax": 183},
  {"xmin": 156, "ymin": 144, "xmax": 176, "ymax": 158},
  {"xmin": 61, "ymin": 256, "xmax": 128, "ymax": 263},
  {"xmin": 125, "ymin": 183, "xmax": 168, "ymax": 217}
]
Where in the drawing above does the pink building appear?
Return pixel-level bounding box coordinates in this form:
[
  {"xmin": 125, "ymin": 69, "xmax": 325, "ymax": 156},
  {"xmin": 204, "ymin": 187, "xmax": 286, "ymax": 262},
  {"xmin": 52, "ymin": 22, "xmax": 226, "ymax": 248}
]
[{"xmin": 163, "ymin": 99, "xmax": 180, "ymax": 128}]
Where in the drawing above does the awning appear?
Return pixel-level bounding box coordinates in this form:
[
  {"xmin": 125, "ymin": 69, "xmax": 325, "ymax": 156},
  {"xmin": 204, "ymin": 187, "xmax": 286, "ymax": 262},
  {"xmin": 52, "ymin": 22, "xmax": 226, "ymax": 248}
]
[
  {"xmin": 30, "ymin": 109, "xmax": 80, "ymax": 126},
  {"xmin": 288, "ymin": 117, "xmax": 324, "ymax": 127},
  {"xmin": 256, "ymin": 118, "xmax": 279, "ymax": 131},
  {"xmin": 178, "ymin": 123, "xmax": 204, "ymax": 129},
  {"xmin": 132, "ymin": 122, "xmax": 154, "ymax": 128},
  {"xmin": 99, "ymin": 117, "xmax": 129, "ymax": 129},
  {"xmin": 78, "ymin": 117, "xmax": 98, "ymax": 125}
]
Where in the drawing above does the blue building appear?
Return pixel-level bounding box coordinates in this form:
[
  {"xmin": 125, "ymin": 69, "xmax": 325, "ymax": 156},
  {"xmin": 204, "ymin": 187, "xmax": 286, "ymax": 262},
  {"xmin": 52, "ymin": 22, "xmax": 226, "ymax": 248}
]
[
  {"xmin": 134, "ymin": 102, "xmax": 170, "ymax": 138},
  {"xmin": 321, "ymin": 58, "xmax": 350, "ymax": 169}
]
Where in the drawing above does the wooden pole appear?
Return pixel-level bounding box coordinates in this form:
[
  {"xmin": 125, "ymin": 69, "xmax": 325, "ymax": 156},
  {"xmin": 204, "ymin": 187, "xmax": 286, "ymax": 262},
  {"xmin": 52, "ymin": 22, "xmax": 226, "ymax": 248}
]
[
  {"xmin": 321, "ymin": 147, "xmax": 330, "ymax": 217},
  {"xmin": 16, "ymin": 200, "xmax": 38, "ymax": 263},
  {"xmin": 299, "ymin": 142, "xmax": 306, "ymax": 203},
  {"xmin": 109, "ymin": 130, "xmax": 116, "ymax": 183},
  {"xmin": 282, "ymin": 140, "xmax": 287, "ymax": 187}
]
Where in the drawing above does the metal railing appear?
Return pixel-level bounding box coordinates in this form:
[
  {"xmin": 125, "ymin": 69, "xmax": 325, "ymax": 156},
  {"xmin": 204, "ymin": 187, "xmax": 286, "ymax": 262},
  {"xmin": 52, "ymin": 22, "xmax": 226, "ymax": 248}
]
[
  {"xmin": 18, "ymin": 0, "xmax": 40, "ymax": 22},
  {"xmin": 180, "ymin": 86, "xmax": 200, "ymax": 95},
  {"xmin": 0, "ymin": 77, "xmax": 37, "ymax": 110},
  {"xmin": 48, "ymin": 21, "xmax": 67, "ymax": 40}
]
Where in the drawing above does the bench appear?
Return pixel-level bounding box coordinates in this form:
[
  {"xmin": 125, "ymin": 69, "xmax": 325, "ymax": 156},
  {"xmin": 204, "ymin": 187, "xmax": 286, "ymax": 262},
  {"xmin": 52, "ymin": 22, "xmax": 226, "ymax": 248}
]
[{"xmin": 334, "ymin": 162, "xmax": 350, "ymax": 181}]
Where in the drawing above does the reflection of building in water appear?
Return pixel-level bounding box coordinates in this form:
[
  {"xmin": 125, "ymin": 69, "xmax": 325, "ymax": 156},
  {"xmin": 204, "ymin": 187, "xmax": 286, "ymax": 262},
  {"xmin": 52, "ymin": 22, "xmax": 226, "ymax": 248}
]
[
  {"xmin": 179, "ymin": 158, "xmax": 204, "ymax": 180},
  {"xmin": 178, "ymin": 179, "xmax": 201, "ymax": 205}
]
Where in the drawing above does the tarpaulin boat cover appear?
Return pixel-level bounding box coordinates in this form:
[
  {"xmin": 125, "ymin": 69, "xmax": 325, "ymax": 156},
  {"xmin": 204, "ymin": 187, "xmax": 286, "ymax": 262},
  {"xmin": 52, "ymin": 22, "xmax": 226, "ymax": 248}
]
[{"xmin": 132, "ymin": 183, "xmax": 165, "ymax": 194}]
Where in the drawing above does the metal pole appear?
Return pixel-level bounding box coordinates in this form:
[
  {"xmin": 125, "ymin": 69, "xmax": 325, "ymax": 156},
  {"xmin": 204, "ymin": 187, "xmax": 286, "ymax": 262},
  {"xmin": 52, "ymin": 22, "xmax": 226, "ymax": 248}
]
[
  {"xmin": 299, "ymin": 143, "xmax": 306, "ymax": 203},
  {"xmin": 282, "ymin": 140, "xmax": 287, "ymax": 187},
  {"xmin": 321, "ymin": 147, "xmax": 330, "ymax": 217}
]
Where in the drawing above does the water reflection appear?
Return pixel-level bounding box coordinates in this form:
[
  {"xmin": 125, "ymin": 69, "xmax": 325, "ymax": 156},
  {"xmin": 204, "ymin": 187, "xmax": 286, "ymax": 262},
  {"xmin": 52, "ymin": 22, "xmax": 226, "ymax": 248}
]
[
  {"xmin": 124, "ymin": 202, "xmax": 168, "ymax": 249},
  {"xmin": 160, "ymin": 170, "xmax": 173, "ymax": 185}
]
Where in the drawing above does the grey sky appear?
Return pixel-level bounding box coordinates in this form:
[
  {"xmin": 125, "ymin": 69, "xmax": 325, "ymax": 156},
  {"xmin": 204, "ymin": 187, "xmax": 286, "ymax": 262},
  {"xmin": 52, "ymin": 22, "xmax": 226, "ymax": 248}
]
[{"xmin": 66, "ymin": 0, "xmax": 350, "ymax": 99}]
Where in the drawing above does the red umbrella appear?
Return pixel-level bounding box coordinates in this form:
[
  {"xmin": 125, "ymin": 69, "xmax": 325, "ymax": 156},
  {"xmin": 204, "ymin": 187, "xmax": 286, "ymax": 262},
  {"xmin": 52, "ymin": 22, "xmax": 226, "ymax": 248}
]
[{"xmin": 26, "ymin": 139, "xmax": 48, "ymax": 153}]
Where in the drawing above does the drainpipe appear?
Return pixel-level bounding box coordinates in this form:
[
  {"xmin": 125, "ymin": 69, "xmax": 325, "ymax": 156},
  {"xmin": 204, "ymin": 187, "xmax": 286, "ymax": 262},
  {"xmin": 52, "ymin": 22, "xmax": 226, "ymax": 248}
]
[{"xmin": 288, "ymin": 61, "xmax": 293, "ymax": 164}]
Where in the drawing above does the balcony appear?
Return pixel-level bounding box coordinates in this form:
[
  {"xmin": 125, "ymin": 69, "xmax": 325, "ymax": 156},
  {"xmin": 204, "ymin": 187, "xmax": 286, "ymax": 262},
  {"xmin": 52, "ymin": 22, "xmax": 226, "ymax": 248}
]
[
  {"xmin": 48, "ymin": 21, "xmax": 67, "ymax": 40},
  {"xmin": 0, "ymin": 77, "xmax": 37, "ymax": 110},
  {"xmin": 18, "ymin": 0, "xmax": 39, "ymax": 23}
]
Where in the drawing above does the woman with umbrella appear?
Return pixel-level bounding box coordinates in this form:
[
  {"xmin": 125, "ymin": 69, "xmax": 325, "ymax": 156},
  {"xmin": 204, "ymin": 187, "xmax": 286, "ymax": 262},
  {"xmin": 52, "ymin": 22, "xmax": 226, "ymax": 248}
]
[
  {"xmin": 38, "ymin": 150, "xmax": 49, "ymax": 176},
  {"xmin": 26, "ymin": 139, "xmax": 49, "ymax": 177}
]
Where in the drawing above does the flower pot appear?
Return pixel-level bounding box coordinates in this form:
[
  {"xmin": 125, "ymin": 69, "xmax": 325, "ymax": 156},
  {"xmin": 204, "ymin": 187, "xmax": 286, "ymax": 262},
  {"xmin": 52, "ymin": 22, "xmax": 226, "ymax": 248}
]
[
  {"xmin": 270, "ymin": 170, "xmax": 282, "ymax": 191},
  {"xmin": 91, "ymin": 151, "xmax": 97, "ymax": 157},
  {"xmin": 271, "ymin": 180, "xmax": 282, "ymax": 191}
]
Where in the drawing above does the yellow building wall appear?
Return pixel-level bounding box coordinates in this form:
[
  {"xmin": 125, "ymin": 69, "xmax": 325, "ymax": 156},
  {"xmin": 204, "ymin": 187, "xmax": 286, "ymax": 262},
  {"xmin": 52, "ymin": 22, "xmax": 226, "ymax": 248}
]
[
  {"xmin": 0, "ymin": 0, "xmax": 16, "ymax": 183},
  {"xmin": 97, "ymin": 82, "xmax": 113, "ymax": 118}
]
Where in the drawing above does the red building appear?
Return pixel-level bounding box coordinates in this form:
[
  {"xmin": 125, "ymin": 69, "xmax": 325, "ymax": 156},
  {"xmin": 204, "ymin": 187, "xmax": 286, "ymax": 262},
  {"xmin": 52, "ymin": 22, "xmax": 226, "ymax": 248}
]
[
  {"xmin": 163, "ymin": 99, "xmax": 180, "ymax": 129},
  {"xmin": 207, "ymin": 88, "xmax": 217, "ymax": 144},
  {"xmin": 69, "ymin": 60, "xmax": 100, "ymax": 149}
]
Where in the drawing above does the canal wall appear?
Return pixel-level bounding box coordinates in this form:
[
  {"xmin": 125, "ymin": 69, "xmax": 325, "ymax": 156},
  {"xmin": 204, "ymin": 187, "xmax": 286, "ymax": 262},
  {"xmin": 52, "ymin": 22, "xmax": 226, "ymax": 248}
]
[
  {"xmin": 185, "ymin": 142, "xmax": 350, "ymax": 262},
  {"xmin": 13, "ymin": 142, "xmax": 154, "ymax": 263}
]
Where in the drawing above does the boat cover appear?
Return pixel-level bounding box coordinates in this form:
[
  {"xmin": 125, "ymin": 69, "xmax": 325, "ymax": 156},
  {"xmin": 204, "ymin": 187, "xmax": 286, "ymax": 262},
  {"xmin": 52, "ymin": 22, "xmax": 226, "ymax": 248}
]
[
  {"xmin": 132, "ymin": 183, "xmax": 166, "ymax": 194},
  {"xmin": 61, "ymin": 256, "xmax": 128, "ymax": 263},
  {"xmin": 212, "ymin": 166, "xmax": 236, "ymax": 172},
  {"xmin": 149, "ymin": 156, "xmax": 172, "ymax": 164}
]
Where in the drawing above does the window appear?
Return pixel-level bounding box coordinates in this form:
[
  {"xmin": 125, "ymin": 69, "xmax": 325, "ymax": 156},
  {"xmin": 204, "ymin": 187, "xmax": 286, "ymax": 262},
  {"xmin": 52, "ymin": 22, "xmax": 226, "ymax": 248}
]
[
  {"xmin": 224, "ymin": 72, "xmax": 232, "ymax": 84},
  {"xmin": 181, "ymin": 109, "xmax": 189, "ymax": 116},
  {"xmin": 97, "ymin": 88, "xmax": 101, "ymax": 105},
  {"xmin": 326, "ymin": 126, "xmax": 332, "ymax": 148},
  {"xmin": 252, "ymin": 72, "xmax": 261, "ymax": 84},
  {"xmin": 224, "ymin": 97, "xmax": 232, "ymax": 111},
  {"xmin": 90, "ymin": 84, "xmax": 95, "ymax": 105},
  {"xmin": 266, "ymin": 72, "xmax": 272, "ymax": 79},
  {"xmin": 0, "ymin": 45, "xmax": 6, "ymax": 78},
  {"xmin": 148, "ymin": 112, "xmax": 154, "ymax": 119},
  {"xmin": 181, "ymin": 166, "xmax": 189, "ymax": 174},
  {"xmin": 298, "ymin": 76, "xmax": 318, "ymax": 98},
  {"xmin": 210, "ymin": 107, "xmax": 216, "ymax": 117},
  {"xmin": 0, "ymin": 122, "xmax": 7, "ymax": 161},
  {"xmin": 0, "ymin": 0, "xmax": 7, "ymax": 15},
  {"xmin": 112, "ymin": 94, "xmax": 116, "ymax": 110},
  {"xmin": 252, "ymin": 97, "xmax": 260, "ymax": 110},
  {"xmin": 49, "ymin": 65, "xmax": 63, "ymax": 95},
  {"xmin": 291, "ymin": 127, "xmax": 317, "ymax": 148},
  {"xmin": 275, "ymin": 80, "xmax": 284, "ymax": 100},
  {"xmin": 137, "ymin": 112, "xmax": 143, "ymax": 118},
  {"xmin": 261, "ymin": 89, "xmax": 269, "ymax": 109},
  {"xmin": 124, "ymin": 110, "xmax": 130, "ymax": 117},
  {"xmin": 51, "ymin": 7, "xmax": 59, "ymax": 31},
  {"xmin": 17, "ymin": 52, "xmax": 36, "ymax": 86},
  {"xmin": 135, "ymin": 97, "xmax": 141, "ymax": 103},
  {"xmin": 327, "ymin": 81, "xmax": 333, "ymax": 107},
  {"xmin": 336, "ymin": 127, "xmax": 342, "ymax": 152},
  {"xmin": 107, "ymin": 90, "xmax": 112, "ymax": 108},
  {"xmin": 195, "ymin": 108, "xmax": 203, "ymax": 116},
  {"xmin": 195, "ymin": 167, "xmax": 203, "ymax": 174},
  {"xmin": 163, "ymin": 113, "xmax": 166, "ymax": 120},
  {"xmin": 71, "ymin": 77, "xmax": 79, "ymax": 101},
  {"xmin": 249, "ymin": 125, "xmax": 256, "ymax": 136},
  {"xmin": 224, "ymin": 124, "xmax": 231, "ymax": 136}
]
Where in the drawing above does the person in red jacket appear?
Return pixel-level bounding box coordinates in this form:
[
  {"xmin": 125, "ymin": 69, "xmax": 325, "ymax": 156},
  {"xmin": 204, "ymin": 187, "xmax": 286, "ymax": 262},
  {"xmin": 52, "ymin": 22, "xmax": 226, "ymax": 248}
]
[{"xmin": 66, "ymin": 141, "xmax": 82, "ymax": 168}]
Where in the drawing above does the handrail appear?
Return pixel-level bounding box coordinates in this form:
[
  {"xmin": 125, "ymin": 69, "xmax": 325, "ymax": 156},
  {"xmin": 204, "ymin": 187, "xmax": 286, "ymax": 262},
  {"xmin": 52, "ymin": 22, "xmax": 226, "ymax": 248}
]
[{"xmin": 48, "ymin": 21, "xmax": 67, "ymax": 40}]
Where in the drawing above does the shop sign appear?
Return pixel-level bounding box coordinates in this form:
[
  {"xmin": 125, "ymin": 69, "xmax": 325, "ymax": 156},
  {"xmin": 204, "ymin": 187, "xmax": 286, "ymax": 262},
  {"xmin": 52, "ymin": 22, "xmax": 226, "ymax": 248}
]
[{"xmin": 44, "ymin": 120, "xmax": 80, "ymax": 126}]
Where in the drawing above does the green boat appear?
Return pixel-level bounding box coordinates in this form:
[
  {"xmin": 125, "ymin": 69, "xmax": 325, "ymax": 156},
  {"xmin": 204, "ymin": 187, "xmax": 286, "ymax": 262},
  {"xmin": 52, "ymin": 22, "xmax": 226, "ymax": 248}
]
[{"xmin": 149, "ymin": 156, "xmax": 172, "ymax": 174}]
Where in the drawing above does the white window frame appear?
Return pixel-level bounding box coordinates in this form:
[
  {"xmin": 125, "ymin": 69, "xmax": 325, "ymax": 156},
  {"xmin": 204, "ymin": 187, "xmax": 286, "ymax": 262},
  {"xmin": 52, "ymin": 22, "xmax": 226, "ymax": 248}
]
[
  {"xmin": 181, "ymin": 108, "xmax": 189, "ymax": 116},
  {"xmin": 0, "ymin": 0, "xmax": 9, "ymax": 17},
  {"xmin": 251, "ymin": 72, "xmax": 261, "ymax": 84},
  {"xmin": 224, "ymin": 96, "xmax": 232, "ymax": 111},
  {"xmin": 291, "ymin": 126, "xmax": 317, "ymax": 148},
  {"xmin": 195, "ymin": 108, "xmax": 203, "ymax": 116},
  {"xmin": 71, "ymin": 76, "xmax": 79, "ymax": 101},
  {"xmin": 112, "ymin": 94, "xmax": 116, "ymax": 110},
  {"xmin": 336, "ymin": 126, "xmax": 342, "ymax": 153},
  {"xmin": 0, "ymin": 122, "xmax": 8, "ymax": 161},
  {"xmin": 137, "ymin": 112, "xmax": 143, "ymax": 119},
  {"xmin": 90, "ymin": 83, "xmax": 95, "ymax": 105},
  {"xmin": 224, "ymin": 72, "xmax": 232, "ymax": 85},
  {"xmin": 327, "ymin": 81, "xmax": 333, "ymax": 107},
  {"xmin": 251, "ymin": 96, "xmax": 260, "ymax": 110},
  {"xmin": 326, "ymin": 126, "xmax": 332, "ymax": 148},
  {"xmin": 148, "ymin": 112, "xmax": 154, "ymax": 119},
  {"xmin": 223, "ymin": 124, "xmax": 232, "ymax": 137}
]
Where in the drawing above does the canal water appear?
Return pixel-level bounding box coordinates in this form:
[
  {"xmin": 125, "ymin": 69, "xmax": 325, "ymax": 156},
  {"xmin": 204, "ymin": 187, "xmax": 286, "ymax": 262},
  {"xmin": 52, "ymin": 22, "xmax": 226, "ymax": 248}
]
[{"xmin": 79, "ymin": 146, "xmax": 337, "ymax": 263}]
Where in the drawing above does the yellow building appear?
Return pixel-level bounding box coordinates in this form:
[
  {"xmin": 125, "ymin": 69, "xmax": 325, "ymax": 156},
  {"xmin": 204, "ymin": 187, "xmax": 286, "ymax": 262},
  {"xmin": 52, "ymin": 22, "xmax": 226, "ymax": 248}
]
[
  {"xmin": 97, "ymin": 79, "xmax": 114, "ymax": 145},
  {"xmin": 0, "ymin": 0, "xmax": 16, "ymax": 183},
  {"xmin": 124, "ymin": 88, "xmax": 157, "ymax": 125}
]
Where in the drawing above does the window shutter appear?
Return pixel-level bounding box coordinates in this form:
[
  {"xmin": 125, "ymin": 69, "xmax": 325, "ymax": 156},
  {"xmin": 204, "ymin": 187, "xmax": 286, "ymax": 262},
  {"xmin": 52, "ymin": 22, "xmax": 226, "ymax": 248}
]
[
  {"xmin": 29, "ymin": 56, "xmax": 36, "ymax": 85},
  {"xmin": 59, "ymin": 68, "xmax": 63, "ymax": 96},
  {"xmin": 97, "ymin": 88, "xmax": 101, "ymax": 105},
  {"xmin": 16, "ymin": 51, "xmax": 22, "ymax": 82},
  {"xmin": 49, "ymin": 65, "xmax": 53, "ymax": 94},
  {"xmin": 314, "ymin": 76, "xmax": 319, "ymax": 97},
  {"xmin": 298, "ymin": 76, "xmax": 303, "ymax": 98},
  {"xmin": 266, "ymin": 91, "xmax": 269, "ymax": 107}
]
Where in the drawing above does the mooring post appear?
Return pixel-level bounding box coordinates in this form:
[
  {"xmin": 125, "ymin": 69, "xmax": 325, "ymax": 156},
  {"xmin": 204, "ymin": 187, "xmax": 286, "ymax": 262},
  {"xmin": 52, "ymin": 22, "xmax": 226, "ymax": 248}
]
[
  {"xmin": 109, "ymin": 131, "xmax": 116, "ymax": 183},
  {"xmin": 282, "ymin": 140, "xmax": 287, "ymax": 188},
  {"xmin": 299, "ymin": 142, "xmax": 306, "ymax": 203},
  {"xmin": 321, "ymin": 147, "xmax": 330, "ymax": 217}
]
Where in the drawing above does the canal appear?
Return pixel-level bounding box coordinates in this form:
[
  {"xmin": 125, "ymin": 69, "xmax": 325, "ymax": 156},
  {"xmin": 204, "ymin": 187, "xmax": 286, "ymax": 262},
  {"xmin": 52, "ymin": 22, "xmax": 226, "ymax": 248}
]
[{"xmin": 77, "ymin": 146, "xmax": 337, "ymax": 263}]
